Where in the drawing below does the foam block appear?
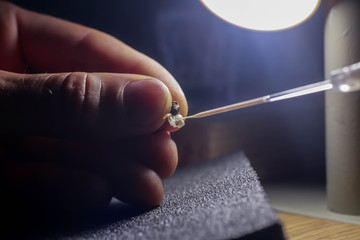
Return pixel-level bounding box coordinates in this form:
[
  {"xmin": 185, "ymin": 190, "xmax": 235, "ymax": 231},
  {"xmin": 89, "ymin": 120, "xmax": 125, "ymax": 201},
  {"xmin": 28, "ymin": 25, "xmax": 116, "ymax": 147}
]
[{"xmin": 57, "ymin": 152, "xmax": 284, "ymax": 240}]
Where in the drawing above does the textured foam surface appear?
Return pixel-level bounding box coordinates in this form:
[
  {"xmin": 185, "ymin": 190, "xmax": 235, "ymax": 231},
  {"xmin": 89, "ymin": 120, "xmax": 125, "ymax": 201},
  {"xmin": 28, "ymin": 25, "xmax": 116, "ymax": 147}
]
[{"xmin": 55, "ymin": 152, "xmax": 284, "ymax": 240}]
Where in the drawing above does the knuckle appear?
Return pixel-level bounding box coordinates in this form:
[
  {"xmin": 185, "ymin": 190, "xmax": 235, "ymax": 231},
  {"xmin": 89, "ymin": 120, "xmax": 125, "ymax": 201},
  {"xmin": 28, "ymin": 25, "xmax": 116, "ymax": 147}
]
[
  {"xmin": 59, "ymin": 72, "xmax": 101, "ymax": 132},
  {"xmin": 62, "ymin": 72, "xmax": 87, "ymax": 107},
  {"xmin": 81, "ymin": 73, "xmax": 102, "ymax": 128}
]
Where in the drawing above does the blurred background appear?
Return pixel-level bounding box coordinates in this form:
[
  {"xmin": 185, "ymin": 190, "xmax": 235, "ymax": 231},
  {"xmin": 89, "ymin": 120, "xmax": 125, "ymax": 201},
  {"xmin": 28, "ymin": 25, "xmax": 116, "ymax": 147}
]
[{"xmin": 8, "ymin": 0, "xmax": 325, "ymax": 184}]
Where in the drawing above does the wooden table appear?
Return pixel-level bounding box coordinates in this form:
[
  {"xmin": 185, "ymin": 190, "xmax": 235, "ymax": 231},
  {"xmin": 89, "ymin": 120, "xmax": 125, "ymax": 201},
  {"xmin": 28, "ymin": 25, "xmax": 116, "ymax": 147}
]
[{"xmin": 278, "ymin": 212, "xmax": 360, "ymax": 240}]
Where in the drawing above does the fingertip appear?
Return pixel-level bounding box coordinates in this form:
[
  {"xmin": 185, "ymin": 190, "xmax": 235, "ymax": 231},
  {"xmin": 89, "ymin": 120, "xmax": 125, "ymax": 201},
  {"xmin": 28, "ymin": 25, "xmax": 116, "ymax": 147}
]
[
  {"xmin": 145, "ymin": 131, "xmax": 178, "ymax": 179},
  {"xmin": 160, "ymin": 120, "xmax": 183, "ymax": 133},
  {"xmin": 136, "ymin": 169, "xmax": 164, "ymax": 208},
  {"xmin": 80, "ymin": 171, "xmax": 113, "ymax": 212},
  {"xmin": 131, "ymin": 58, "xmax": 188, "ymax": 118},
  {"xmin": 111, "ymin": 166, "xmax": 164, "ymax": 208},
  {"xmin": 122, "ymin": 78, "xmax": 172, "ymax": 131}
]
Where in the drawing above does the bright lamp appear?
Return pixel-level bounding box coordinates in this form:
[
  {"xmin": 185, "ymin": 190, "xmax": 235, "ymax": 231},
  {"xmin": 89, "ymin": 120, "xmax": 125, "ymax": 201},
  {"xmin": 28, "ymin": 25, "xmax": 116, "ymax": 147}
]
[{"xmin": 200, "ymin": 0, "xmax": 321, "ymax": 31}]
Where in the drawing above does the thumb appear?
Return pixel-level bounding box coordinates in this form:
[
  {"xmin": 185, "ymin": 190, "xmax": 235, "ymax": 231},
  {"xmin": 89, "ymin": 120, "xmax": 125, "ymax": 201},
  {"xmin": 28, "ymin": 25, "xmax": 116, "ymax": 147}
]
[{"xmin": 0, "ymin": 70, "xmax": 172, "ymax": 139}]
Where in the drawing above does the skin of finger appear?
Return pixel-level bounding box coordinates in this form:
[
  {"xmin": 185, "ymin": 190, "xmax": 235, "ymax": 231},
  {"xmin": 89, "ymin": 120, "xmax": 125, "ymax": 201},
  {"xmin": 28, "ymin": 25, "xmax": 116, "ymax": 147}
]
[
  {"xmin": 0, "ymin": 71, "xmax": 172, "ymax": 138},
  {"xmin": 6, "ymin": 135, "xmax": 169, "ymax": 208},
  {"xmin": 3, "ymin": 2, "xmax": 187, "ymax": 117},
  {"xmin": 12, "ymin": 133, "xmax": 178, "ymax": 179},
  {"xmin": 5, "ymin": 136, "xmax": 102, "ymax": 170},
  {"xmin": 129, "ymin": 131, "xmax": 178, "ymax": 179},
  {"xmin": 1, "ymin": 161, "xmax": 112, "ymax": 223},
  {"xmin": 102, "ymin": 158, "xmax": 164, "ymax": 208},
  {"xmin": 0, "ymin": 2, "xmax": 24, "ymax": 73}
]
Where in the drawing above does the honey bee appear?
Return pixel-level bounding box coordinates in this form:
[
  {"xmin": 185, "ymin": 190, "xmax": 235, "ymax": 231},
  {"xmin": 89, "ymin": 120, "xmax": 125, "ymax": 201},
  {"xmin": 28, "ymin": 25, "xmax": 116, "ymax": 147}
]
[{"xmin": 164, "ymin": 101, "xmax": 185, "ymax": 128}]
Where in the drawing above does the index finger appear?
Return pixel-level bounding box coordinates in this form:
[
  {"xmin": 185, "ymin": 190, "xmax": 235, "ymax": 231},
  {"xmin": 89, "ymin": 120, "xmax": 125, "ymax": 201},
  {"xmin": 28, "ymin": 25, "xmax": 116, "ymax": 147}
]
[{"xmin": 1, "ymin": 2, "xmax": 188, "ymax": 116}]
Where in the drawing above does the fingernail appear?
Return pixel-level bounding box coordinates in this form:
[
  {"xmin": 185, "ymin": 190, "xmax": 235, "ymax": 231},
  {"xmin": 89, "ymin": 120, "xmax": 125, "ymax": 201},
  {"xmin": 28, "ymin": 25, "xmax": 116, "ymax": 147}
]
[{"xmin": 123, "ymin": 79, "xmax": 170, "ymax": 126}]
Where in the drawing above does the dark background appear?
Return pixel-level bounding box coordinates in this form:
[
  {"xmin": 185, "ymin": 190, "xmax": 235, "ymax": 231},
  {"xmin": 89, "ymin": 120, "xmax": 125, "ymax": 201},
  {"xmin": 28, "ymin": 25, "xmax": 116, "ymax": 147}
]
[{"xmin": 7, "ymin": 0, "xmax": 326, "ymax": 184}]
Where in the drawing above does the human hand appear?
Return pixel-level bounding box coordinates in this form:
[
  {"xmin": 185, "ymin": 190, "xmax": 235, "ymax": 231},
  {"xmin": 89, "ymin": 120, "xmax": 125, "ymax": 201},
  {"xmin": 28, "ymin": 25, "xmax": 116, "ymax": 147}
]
[{"xmin": 0, "ymin": 1, "xmax": 187, "ymax": 226}]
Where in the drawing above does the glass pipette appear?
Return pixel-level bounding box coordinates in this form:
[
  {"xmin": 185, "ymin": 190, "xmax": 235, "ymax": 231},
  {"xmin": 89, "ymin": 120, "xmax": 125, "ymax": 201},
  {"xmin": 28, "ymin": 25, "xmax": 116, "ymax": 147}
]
[{"xmin": 184, "ymin": 61, "xmax": 360, "ymax": 120}]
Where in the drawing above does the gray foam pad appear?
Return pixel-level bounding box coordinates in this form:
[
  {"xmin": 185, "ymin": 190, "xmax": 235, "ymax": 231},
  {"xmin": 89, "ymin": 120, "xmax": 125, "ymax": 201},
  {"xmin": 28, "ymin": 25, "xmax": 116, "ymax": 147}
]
[{"xmin": 54, "ymin": 152, "xmax": 284, "ymax": 240}]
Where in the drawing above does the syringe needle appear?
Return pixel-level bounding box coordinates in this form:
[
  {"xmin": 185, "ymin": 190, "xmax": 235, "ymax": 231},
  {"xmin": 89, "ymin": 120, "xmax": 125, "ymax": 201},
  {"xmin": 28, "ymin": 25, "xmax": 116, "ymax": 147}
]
[
  {"xmin": 166, "ymin": 62, "xmax": 360, "ymax": 127},
  {"xmin": 186, "ymin": 79, "xmax": 335, "ymax": 119},
  {"xmin": 185, "ymin": 96, "xmax": 269, "ymax": 119}
]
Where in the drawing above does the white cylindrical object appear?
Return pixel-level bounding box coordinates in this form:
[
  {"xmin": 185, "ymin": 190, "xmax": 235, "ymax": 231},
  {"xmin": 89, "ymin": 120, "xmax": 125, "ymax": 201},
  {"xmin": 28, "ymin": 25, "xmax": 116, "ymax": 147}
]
[{"xmin": 325, "ymin": 0, "xmax": 360, "ymax": 214}]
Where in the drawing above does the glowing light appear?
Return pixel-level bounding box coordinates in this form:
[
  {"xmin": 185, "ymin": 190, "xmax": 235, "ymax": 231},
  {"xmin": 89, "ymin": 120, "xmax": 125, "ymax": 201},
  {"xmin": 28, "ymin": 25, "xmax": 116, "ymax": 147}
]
[
  {"xmin": 339, "ymin": 84, "xmax": 351, "ymax": 92},
  {"xmin": 200, "ymin": 0, "xmax": 321, "ymax": 31}
]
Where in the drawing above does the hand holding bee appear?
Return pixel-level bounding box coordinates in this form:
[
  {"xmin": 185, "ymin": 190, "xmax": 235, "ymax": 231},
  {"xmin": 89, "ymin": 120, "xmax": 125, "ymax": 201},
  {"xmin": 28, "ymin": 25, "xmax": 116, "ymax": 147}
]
[{"xmin": 0, "ymin": 2, "xmax": 187, "ymax": 232}]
